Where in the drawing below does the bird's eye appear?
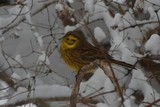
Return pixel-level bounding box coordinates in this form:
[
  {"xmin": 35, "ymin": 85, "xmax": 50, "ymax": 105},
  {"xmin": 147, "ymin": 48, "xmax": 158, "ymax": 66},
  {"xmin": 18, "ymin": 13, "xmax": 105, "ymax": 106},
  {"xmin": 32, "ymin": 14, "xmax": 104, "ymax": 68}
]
[{"xmin": 66, "ymin": 37, "xmax": 69, "ymax": 40}]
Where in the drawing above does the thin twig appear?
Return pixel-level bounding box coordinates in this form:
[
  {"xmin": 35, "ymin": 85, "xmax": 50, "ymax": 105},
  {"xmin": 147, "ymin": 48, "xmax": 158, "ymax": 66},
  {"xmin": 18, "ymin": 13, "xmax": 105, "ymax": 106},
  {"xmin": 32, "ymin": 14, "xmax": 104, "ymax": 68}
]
[{"xmin": 70, "ymin": 62, "xmax": 97, "ymax": 107}]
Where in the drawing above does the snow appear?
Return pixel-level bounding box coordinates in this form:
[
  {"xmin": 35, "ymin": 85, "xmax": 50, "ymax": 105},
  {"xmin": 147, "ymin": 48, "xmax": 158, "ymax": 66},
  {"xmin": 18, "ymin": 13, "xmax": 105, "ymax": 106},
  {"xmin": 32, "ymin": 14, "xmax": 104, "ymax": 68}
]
[
  {"xmin": 134, "ymin": 0, "xmax": 160, "ymax": 13},
  {"xmin": 0, "ymin": 37, "xmax": 5, "ymax": 42},
  {"xmin": 96, "ymin": 103, "xmax": 109, "ymax": 107},
  {"xmin": 7, "ymin": 84, "xmax": 71, "ymax": 105},
  {"xmin": 15, "ymin": 26, "xmax": 23, "ymax": 31},
  {"xmin": 84, "ymin": 0, "xmax": 96, "ymax": 14},
  {"xmin": 94, "ymin": 27, "xmax": 106, "ymax": 43},
  {"xmin": 0, "ymin": 17, "xmax": 14, "ymax": 33},
  {"xmin": 0, "ymin": 0, "xmax": 160, "ymax": 106},
  {"xmin": 145, "ymin": 34, "xmax": 160, "ymax": 55},
  {"xmin": 126, "ymin": 69, "xmax": 160, "ymax": 106},
  {"xmin": 55, "ymin": 3, "xmax": 64, "ymax": 11},
  {"xmin": 103, "ymin": 76, "xmax": 119, "ymax": 107},
  {"xmin": 113, "ymin": 0, "xmax": 125, "ymax": 4},
  {"xmin": 17, "ymin": 103, "xmax": 37, "ymax": 107},
  {"xmin": 109, "ymin": 19, "xmax": 137, "ymax": 64},
  {"xmin": 11, "ymin": 72, "xmax": 21, "ymax": 80},
  {"xmin": 0, "ymin": 99, "xmax": 8, "ymax": 106},
  {"xmin": 79, "ymin": 0, "xmax": 158, "ymax": 106},
  {"xmin": 111, "ymin": 13, "xmax": 123, "ymax": 28},
  {"xmin": 79, "ymin": 68, "xmax": 106, "ymax": 98},
  {"xmin": 67, "ymin": 0, "xmax": 74, "ymax": 3},
  {"xmin": 64, "ymin": 25, "xmax": 77, "ymax": 33},
  {"xmin": 7, "ymin": 0, "xmax": 35, "ymax": 31},
  {"xmin": 15, "ymin": 54, "xmax": 23, "ymax": 65},
  {"xmin": 0, "ymin": 80, "xmax": 9, "ymax": 105},
  {"xmin": 148, "ymin": 6, "xmax": 155, "ymax": 19},
  {"xmin": 123, "ymin": 96, "xmax": 136, "ymax": 107},
  {"xmin": 37, "ymin": 51, "xmax": 50, "ymax": 65},
  {"xmin": 34, "ymin": 32, "xmax": 43, "ymax": 48}
]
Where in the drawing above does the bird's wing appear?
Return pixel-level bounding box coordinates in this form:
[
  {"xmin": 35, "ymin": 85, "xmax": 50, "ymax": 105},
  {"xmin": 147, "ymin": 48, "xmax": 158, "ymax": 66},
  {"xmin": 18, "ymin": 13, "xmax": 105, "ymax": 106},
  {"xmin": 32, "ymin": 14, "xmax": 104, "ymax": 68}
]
[{"xmin": 79, "ymin": 46, "xmax": 111, "ymax": 61}]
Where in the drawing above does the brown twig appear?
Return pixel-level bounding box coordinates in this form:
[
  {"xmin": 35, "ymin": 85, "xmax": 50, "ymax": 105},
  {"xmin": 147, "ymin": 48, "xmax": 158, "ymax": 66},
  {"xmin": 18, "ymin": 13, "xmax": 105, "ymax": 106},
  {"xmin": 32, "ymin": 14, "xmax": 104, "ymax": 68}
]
[
  {"xmin": 95, "ymin": 60, "xmax": 124, "ymax": 104},
  {"xmin": 70, "ymin": 72, "xmax": 83, "ymax": 107},
  {"xmin": 0, "ymin": 97, "xmax": 70, "ymax": 107},
  {"xmin": 0, "ymin": 71, "xmax": 14, "ymax": 89},
  {"xmin": 146, "ymin": 98, "xmax": 160, "ymax": 107},
  {"xmin": 70, "ymin": 59, "xmax": 125, "ymax": 107},
  {"xmin": 84, "ymin": 22, "xmax": 124, "ymax": 105},
  {"xmin": 3, "ymin": 0, "xmax": 59, "ymax": 34},
  {"xmin": 70, "ymin": 62, "xmax": 97, "ymax": 107}
]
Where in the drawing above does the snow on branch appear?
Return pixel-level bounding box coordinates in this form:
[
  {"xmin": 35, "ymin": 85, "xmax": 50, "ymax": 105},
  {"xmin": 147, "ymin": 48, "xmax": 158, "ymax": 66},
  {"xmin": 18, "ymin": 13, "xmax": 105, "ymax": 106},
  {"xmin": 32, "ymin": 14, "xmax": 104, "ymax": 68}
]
[
  {"xmin": 1, "ymin": 84, "xmax": 71, "ymax": 107},
  {"xmin": 37, "ymin": 51, "xmax": 50, "ymax": 65},
  {"xmin": 126, "ymin": 69, "xmax": 160, "ymax": 107},
  {"xmin": 145, "ymin": 34, "xmax": 160, "ymax": 55},
  {"xmin": 2, "ymin": 0, "xmax": 59, "ymax": 34}
]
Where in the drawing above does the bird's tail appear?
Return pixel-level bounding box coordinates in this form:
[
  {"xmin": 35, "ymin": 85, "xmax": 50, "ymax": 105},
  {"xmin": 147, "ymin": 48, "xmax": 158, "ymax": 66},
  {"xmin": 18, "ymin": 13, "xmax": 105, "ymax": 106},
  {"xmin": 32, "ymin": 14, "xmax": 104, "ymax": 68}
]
[{"xmin": 110, "ymin": 59, "xmax": 136, "ymax": 69}]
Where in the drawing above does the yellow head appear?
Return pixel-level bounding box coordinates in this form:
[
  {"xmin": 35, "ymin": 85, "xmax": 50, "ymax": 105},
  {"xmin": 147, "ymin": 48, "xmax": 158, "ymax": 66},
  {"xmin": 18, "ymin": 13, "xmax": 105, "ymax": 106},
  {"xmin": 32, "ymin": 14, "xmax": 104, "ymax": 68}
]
[
  {"xmin": 60, "ymin": 31, "xmax": 99, "ymax": 72},
  {"xmin": 60, "ymin": 31, "xmax": 80, "ymax": 50}
]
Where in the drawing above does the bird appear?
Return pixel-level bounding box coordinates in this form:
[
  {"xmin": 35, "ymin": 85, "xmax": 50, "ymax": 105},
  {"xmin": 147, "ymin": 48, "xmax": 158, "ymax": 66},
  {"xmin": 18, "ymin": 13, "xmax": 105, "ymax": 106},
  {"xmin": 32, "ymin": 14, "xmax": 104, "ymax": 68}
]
[{"xmin": 60, "ymin": 31, "xmax": 135, "ymax": 73}]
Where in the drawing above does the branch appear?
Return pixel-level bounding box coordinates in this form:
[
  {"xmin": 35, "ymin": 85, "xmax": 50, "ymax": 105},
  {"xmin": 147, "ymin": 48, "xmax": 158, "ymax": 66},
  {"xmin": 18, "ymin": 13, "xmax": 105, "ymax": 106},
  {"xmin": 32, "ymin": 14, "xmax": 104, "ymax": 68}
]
[
  {"xmin": 0, "ymin": 97, "xmax": 70, "ymax": 107},
  {"xmin": 146, "ymin": 99, "xmax": 160, "ymax": 107},
  {"xmin": 70, "ymin": 62, "xmax": 97, "ymax": 107},
  {"xmin": 3, "ymin": 0, "xmax": 59, "ymax": 34},
  {"xmin": 95, "ymin": 60, "xmax": 124, "ymax": 105},
  {"xmin": 119, "ymin": 20, "xmax": 159, "ymax": 31},
  {"xmin": 0, "ymin": 71, "xmax": 15, "ymax": 89},
  {"xmin": 70, "ymin": 59, "xmax": 125, "ymax": 107}
]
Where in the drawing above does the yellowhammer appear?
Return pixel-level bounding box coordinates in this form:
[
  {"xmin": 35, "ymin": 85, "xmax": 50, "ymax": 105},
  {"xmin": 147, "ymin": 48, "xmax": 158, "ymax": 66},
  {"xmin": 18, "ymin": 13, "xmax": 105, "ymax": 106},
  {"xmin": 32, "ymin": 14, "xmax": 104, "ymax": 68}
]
[{"xmin": 60, "ymin": 31, "xmax": 135, "ymax": 72}]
